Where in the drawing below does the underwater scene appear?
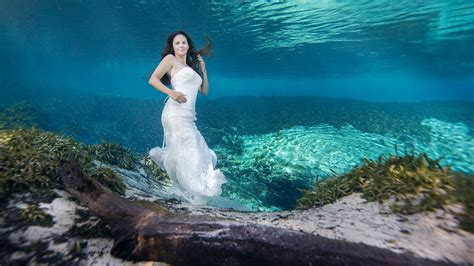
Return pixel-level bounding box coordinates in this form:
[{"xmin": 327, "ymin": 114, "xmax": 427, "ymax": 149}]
[{"xmin": 1, "ymin": 1, "xmax": 473, "ymax": 265}]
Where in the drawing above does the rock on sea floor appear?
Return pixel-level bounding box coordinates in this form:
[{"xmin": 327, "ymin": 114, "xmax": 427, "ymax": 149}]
[
  {"xmin": 0, "ymin": 189, "xmax": 166, "ymax": 265},
  {"xmin": 167, "ymin": 193, "xmax": 474, "ymax": 264}
]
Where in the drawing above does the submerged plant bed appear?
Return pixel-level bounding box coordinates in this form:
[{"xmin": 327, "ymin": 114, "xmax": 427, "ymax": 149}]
[
  {"xmin": 0, "ymin": 128, "xmax": 93, "ymax": 201},
  {"xmin": 297, "ymin": 147, "xmax": 474, "ymax": 233},
  {"xmin": 87, "ymin": 142, "xmax": 138, "ymax": 170},
  {"xmin": 0, "ymin": 101, "xmax": 40, "ymax": 130},
  {"xmin": 0, "ymin": 129, "xmax": 153, "ymax": 201}
]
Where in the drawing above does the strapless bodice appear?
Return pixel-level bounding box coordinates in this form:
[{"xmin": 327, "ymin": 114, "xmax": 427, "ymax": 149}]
[
  {"xmin": 171, "ymin": 66, "xmax": 202, "ymax": 91},
  {"xmin": 164, "ymin": 66, "xmax": 202, "ymax": 119}
]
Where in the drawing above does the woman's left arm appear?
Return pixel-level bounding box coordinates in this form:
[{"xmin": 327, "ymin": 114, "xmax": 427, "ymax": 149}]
[{"xmin": 198, "ymin": 54, "xmax": 209, "ymax": 96}]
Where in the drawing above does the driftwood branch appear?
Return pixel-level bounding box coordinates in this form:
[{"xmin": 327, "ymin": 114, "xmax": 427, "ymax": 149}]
[{"xmin": 58, "ymin": 156, "xmax": 448, "ymax": 265}]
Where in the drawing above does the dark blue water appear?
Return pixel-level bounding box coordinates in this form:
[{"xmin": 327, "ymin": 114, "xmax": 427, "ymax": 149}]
[{"xmin": 1, "ymin": 0, "xmax": 473, "ymax": 210}]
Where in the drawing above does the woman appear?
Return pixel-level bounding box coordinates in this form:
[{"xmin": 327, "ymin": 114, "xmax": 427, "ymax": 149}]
[{"xmin": 148, "ymin": 31, "xmax": 226, "ymax": 205}]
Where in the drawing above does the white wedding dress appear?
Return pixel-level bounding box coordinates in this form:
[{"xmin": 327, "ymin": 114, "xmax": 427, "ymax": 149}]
[{"xmin": 149, "ymin": 66, "xmax": 226, "ymax": 205}]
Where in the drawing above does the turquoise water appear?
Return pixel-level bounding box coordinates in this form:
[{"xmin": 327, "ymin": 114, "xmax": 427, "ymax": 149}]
[
  {"xmin": 1, "ymin": 1, "xmax": 473, "ymax": 211},
  {"xmin": 1, "ymin": 0, "xmax": 473, "ymax": 101}
]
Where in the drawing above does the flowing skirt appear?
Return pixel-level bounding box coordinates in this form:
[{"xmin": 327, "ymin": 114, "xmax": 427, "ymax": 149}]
[{"xmin": 149, "ymin": 100, "xmax": 226, "ymax": 204}]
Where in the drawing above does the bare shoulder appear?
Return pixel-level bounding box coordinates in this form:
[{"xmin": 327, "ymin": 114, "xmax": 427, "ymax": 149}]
[
  {"xmin": 163, "ymin": 54, "xmax": 176, "ymax": 62},
  {"xmin": 162, "ymin": 54, "xmax": 175, "ymax": 62},
  {"xmin": 159, "ymin": 54, "xmax": 176, "ymax": 73}
]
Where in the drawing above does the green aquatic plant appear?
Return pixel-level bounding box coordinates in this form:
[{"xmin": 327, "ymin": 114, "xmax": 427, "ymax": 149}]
[
  {"xmin": 297, "ymin": 174, "xmax": 358, "ymax": 209},
  {"xmin": 87, "ymin": 142, "xmax": 137, "ymax": 170},
  {"xmin": 90, "ymin": 167, "xmax": 126, "ymax": 195},
  {"xmin": 0, "ymin": 101, "xmax": 39, "ymax": 130},
  {"xmin": 297, "ymin": 148, "xmax": 473, "ymax": 232},
  {"xmin": 0, "ymin": 129, "xmax": 130, "ymax": 201},
  {"xmin": 20, "ymin": 204, "xmax": 54, "ymax": 227},
  {"xmin": 452, "ymin": 173, "xmax": 474, "ymax": 233},
  {"xmin": 0, "ymin": 128, "xmax": 93, "ymax": 200},
  {"xmin": 141, "ymin": 154, "xmax": 170, "ymax": 182}
]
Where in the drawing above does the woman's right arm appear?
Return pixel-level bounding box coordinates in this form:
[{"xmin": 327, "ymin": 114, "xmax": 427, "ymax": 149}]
[{"xmin": 148, "ymin": 54, "xmax": 174, "ymax": 96}]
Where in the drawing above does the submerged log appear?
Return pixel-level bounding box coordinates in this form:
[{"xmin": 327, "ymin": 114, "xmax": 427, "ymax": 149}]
[{"xmin": 58, "ymin": 156, "xmax": 448, "ymax": 265}]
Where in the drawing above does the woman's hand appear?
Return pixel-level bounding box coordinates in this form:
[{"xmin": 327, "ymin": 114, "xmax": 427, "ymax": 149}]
[
  {"xmin": 197, "ymin": 54, "xmax": 206, "ymax": 72},
  {"xmin": 169, "ymin": 90, "xmax": 187, "ymax": 103}
]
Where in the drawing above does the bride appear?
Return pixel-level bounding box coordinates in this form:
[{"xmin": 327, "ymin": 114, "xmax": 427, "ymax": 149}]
[{"xmin": 147, "ymin": 31, "xmax": 226, "ymax": 204}]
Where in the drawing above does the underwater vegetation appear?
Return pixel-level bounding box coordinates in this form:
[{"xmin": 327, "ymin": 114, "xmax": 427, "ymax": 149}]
[
  {"xmin": 141, "ymin": 154, "xmax": 170, "ymax": 182},
  {"xmin": 0, "ymin": 129, "xmax": 124, "ymax": 201},
  {"xmin": 0, "ymin": 129, "xmax": 93, "ymax": 200},
  {"xmin": 452, "ymin": 175, "xmax": 474, "ymax": 232},
  {"xmin": 0, "ymin": 101, "xmax": 40, "ymax": 130},
  {"xmin": 89, "ymin": 167, "xmax": 126, "ymax": 195},
  {"xmin": 297, "ymin": 146, "xmax": 474, "ymax": 233},
  {"xmin": 87, "ymin": 142, "xmax": 138, "ymax": 170},
  {"xmin": 86, "ymin": 141, "xmax": 170, "ymax": 184},
  {"xmin": 0, "ymin": 125, "xmax": 171, "ymax": 202},
  {"xmin": 20, "ymin": 204, "xmax": 54, "ymax": 227}
]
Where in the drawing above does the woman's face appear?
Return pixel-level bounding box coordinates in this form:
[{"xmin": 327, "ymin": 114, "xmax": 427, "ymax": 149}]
[{"xmin": 172, "ymin": 34, "xmax": 189, "ymax": 57}]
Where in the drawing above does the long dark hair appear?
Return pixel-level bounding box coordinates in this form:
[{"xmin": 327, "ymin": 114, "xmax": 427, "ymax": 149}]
[{"xmin": 148, "ymin": 31, "xmax": 213, "ymax": 85}]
